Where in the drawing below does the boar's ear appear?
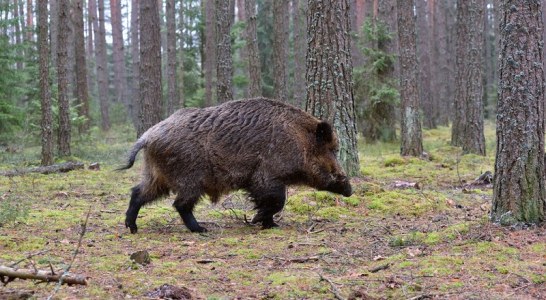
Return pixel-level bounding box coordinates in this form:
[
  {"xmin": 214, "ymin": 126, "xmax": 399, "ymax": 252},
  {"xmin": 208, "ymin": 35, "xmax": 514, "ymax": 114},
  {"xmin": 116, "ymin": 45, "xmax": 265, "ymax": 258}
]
[{"xmin": 316, "ymin": 121, "xmax": 334, "ymax": 145}]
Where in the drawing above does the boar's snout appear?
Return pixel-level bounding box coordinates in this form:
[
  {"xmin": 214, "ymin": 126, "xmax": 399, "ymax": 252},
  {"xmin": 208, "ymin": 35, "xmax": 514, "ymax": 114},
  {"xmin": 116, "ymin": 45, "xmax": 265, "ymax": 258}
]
[{"xmin": 325, "ymin": 174, "xmax": 353, "ymax": 197}]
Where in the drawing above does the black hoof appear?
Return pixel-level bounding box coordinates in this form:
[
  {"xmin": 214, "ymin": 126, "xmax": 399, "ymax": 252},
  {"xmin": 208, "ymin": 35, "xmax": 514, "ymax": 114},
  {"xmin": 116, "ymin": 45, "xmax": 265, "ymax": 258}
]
[
  {"xmin": 125, "ymin": 220, "xmax": 138, "ymax": 234},
  {"xmin": 189, "ymin": 226, "xmax": 208, "ymax": 233},
  {"xmin": 261, "ymin": 219, "xmax": 279, "ymax": 229}
]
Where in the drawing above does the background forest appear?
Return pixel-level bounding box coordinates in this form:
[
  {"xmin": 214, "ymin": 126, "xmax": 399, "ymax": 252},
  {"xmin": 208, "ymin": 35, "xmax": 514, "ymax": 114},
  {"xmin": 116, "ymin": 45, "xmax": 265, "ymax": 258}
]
[{"xmin": 0, "ymin": 0, "xmax": 545, "ymax": 299}]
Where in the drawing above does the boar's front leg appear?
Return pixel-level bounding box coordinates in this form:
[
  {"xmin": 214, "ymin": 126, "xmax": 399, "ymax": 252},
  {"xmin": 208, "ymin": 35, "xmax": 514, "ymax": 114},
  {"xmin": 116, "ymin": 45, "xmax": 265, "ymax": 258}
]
[
  {"xmin": 250, "ymin": 185, "xmax": 286, "ymax": 229},
  {"xmin": 173, "ymin": 193, "xmax": 207, "ymax": 233}
]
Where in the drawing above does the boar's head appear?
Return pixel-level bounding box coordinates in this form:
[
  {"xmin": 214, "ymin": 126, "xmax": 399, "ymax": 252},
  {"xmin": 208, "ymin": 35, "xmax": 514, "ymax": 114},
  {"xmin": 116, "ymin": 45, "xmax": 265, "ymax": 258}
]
[{"xmin": 308, "ymin": 121, "xmax": 353, "ymax": 197}]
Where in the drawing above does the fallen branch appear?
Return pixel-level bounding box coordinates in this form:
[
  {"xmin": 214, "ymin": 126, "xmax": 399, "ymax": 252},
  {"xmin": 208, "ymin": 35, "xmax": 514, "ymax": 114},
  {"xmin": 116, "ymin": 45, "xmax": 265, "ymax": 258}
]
[
  {"xmin": 0, "ymin": 162, "xmax": 84, "ymax": 176},
  {"xmin": 318, "ymin": 273, "xmax": 345, "ymax": 300},
  {"xmin": 0, "ymin": 265, "xmax": 87, "ymax": 286}
]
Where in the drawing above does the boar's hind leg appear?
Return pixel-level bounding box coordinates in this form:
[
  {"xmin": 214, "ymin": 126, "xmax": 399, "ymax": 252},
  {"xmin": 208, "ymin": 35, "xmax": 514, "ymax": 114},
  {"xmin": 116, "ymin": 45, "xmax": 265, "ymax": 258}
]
[
  {"xmin": 173, "ymin": 194, "xmax": 207, "ymax": 233},
  {"xmin": 251, "ymin": 185, "xmax": 286, "ymax": 229},
  {"xmin": 125, "ymin": 184, "xmax": 167, "ymax": 234}
]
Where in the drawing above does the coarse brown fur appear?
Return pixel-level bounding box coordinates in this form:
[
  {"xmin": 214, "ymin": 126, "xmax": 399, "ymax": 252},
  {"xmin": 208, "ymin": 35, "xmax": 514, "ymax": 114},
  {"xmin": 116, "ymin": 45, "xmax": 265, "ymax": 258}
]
[{"xmin": 120, "ymin": 97, "xmax": 352, "ymax": 233}]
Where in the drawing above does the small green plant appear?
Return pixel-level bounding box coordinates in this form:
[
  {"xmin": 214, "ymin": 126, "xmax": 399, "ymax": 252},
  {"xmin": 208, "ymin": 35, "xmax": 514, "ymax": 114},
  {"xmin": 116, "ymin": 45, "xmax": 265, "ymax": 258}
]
[{"xmin": 0, "ymin": 194, "xmax": 30, "ymax": 226}]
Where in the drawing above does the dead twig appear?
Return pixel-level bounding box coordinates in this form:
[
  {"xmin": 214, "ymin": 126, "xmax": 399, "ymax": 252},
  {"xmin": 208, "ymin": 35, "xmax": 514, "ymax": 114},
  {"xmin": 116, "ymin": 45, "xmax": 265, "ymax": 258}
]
[
  {"xmin": 47, "ymin": 206, "xmax": 92, "ymax": 299},
  {"xmin": 9, "ymin": 250, "xmax": 50, "ymax": 268},
  {"xmin": 369, "ymin": 263, "xmax": 390, "ymax": 273},
  {"xmin": 318, "ymin": 273, "xmax": 345, "ymax": 300}
]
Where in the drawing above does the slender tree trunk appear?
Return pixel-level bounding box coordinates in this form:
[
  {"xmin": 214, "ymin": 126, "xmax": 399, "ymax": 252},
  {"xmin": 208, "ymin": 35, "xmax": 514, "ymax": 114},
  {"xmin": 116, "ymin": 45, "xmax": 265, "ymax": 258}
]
[
  {"xmin": 166, "ymin": 0, "xmax": 179, "ymax": 115},
  {"xmin": 14, "ymin": 0, "xmax": 22, "ymax": 70},
  {"xmin": 306, "ymin": 0, "xmax": 360, "ymax": 177},
  {"xmin": 96, "ymin": 0, "xmax": 109, "ymax": 130},
  {"xmin": 204, "ymin": 0, "xmax": 216, "ymax": 106},
  {"xmin": 236, "ymin": 0, "xmax": 247, "ymax": 98},
  {"xmin": 492, "ymin": 0, "xmax": 545, "ymax": 224},
  {"xmin": 244, "ymin": 0, "xmax": 261, "ymax": 98},
  {"xmin": 273, "ymin": 0, "xmax": 288, "ymax": 101},
  {"xmin": 50, "ymin": 0, "xmax": 58, "ymax": 68},
  {"xmin": 177, "ymin": 0, "xmax": 185, "ymax": 108},
  {"xmin": 397, "ymin": 0, "xmax": 423, "ymax": 157},
  {"xmin": 130, "ymin": 0, "xmax": 139, "ymax": 125},
  {"xmin": 86, "ymin": 0, "xmax": 96, "ymax": 100},
  {"xmin": 215, "ymin": 0, "xmax": 234, "ymax": 103},
  {"xmin": 38, "ymin": 0, "xmax": 53, "ymax": 165},
  {"xmin": 73, "ymin": 0, "xmax": 90, "ymax": 132},
  {"xmin": 111, "ymin": 0, "xmax": 129, "ymax": 116},
  {"xmin": 416, "ymin": 0, "xmax": 435, "ymax": 129},
  {"xmin": 292, "ymin": 0, "xmax": 307, "ymax": 107},
  {"xmin": 25, "ymin": 0, "xmax": 33, "ymax": 42},
  {"xmin": 57, "ymin": 0, "xmax": 71, "ymax": 156},
  {"xmin": 137, "ymin": 0, "xmax": 163, "ymax": 137}
]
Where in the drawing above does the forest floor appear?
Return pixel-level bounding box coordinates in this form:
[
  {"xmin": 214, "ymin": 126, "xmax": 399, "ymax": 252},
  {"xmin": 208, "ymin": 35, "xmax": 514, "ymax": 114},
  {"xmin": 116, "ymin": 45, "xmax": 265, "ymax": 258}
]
[{"xmin": 0, "ymin": 124, "xmax": 545, "ymax": 300}]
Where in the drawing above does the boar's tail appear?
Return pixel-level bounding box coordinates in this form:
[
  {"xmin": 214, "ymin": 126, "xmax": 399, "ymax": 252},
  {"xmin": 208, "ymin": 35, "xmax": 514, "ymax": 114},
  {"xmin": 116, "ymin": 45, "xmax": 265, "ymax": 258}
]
[{"xmin": 116, "ymin": 140, "xmax": 146, "ymax": 171}]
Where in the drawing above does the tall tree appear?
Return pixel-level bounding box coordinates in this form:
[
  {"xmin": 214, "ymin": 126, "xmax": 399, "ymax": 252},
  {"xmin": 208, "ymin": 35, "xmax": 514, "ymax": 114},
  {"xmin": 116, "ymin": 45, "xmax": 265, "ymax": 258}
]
[
  {"xmin": 73, "ymin": 0, "xmax": 90, "ymax": 132},
  {"xmin": 86, "ymin": 0, "xmax": 96, "ymax": 99},
  {"xmin": 272, "ymin": 0, "xmax": 288, "ymax": 101},
  {"xmin": 204, "ymin": 0, "xmax": 216, "ymax": 106},
  {"xmin": 111, "ymin": 0, "xmax": 129, "ymax": 115},
  {"xmin": 13, "ymin": 0, "xmax": 22, "ymax": 70},
  {"xmin": 244, "ymin": 0, "xmax": 261, "ymax": 98},
  {"xmin": 96, "ymin": 0, "xmax": 110, "ymax": 130},
  {"xmin": 397, "ymin": 0, "xmax": 422, "ymax": 157},
  {"xmin": 57, "ymin": 0, "xmax": 71, "ymax": 156},
  {"xmin": 130, "ymin": 0, "xmax": 139, "ymax": 122},
  {"xmin": 166, "ymin": 0, "xmax": 179, "ymax": 115},
  {"xmin": 292, "ymin": 0, "xmax": 307, "ymax": 107},
  {"xmin": 306, "ymin": 0, "xmax": 360, "ymax": 177},
  {"xmin": 215, "ymin": 0, "xmax": 234, "ymax": 103},
  {"xmin": 451, "ymin": 0, "xmax": 485, "ymax": 155},
  {"xmin": 137, "ymin": 0, "xmax": 162, "ymax": 137},
  {"xmin": 38, "ymin": 0, "xmax": 53, "ymax": 165},
  {"xmin": 25, "ymin": 0, "xmax": 33, "ymax": 42},
  {"xmin": 493, "ymin": 0, "xmax": 545, "ymax": 225},
  {"xmin": 416, "ymin": 0, "xmax": 434, "ymax": 129}
]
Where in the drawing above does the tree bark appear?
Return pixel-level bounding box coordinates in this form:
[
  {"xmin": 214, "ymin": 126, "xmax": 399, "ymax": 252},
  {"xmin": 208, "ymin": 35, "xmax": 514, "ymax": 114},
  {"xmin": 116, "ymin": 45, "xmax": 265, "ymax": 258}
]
[
  {"xmin": 204, "ymin": 0, "xmax": 216, "ymax": 106},
  {"xmin": 57, "ymin": 0, "xmax": 71, "ymax": 156},
  {"xmin": 50, "ymin": 0, "xmax": 58, "ymax": 69},
  {"xmin": 86, "ymin": 0, "xmax": 96, "ymax": 100},
  {"xmin": 292, "ymin": 0, "xmax": 307, "ymax": 107},
  {"xmin": 0, "ymin": 265, "xmax": 87, "ymax": 285},
  {"xmin": 38, "ymin": 0, "xmax": 53, "ymax": 166},
  {"xmin": 452, "ymin": 0, "xmax": 486, "ymax": 156},
  {"xmin": 492, "ymin": 0, "xmax": 545, "ymax": 224},
  {"xmin": 244, "ymin": 0, "xmax": 261, "ymax": 98},
  {"xmin": 13, "ymin": 0, "xmax": 22, "ymax": 70},
  {"xmin": 137, "ymin": 0, "xmax": 163, "ymax": 137},
  {"xmin": 273, "ymin": 0, "xmax": 288, "ymax": 102},
  {"xmin": 215, "ymin": 0, "xmax": 234, "ymax": 103},
  {"xmin": 110, "ymin": 0, "xmax": 129, "ymax": 117},
  {"xmin": 166, "ymin": 0, "xmax": 179, "ymax": 115},
  {"xmin": 416, "ymin": 0, "xmax": 435, "ymax": 129},
  {"xmin": 397, "ymin": 0, "xmax": 423, "ymax": 157},
  {"xmin": 73, "ymin": 0, "xmax": 90, "ymax": 132},
  {"xmin": 96, "ymin": 0, "xmax": 110, "ymax": 131},
  {"xmin": 130, "ymin": 0, "xmax": 139, "ymax": 125},
  {"xmin": 306, "ymin": 0, "xmax": 360, "ymax": 177}
]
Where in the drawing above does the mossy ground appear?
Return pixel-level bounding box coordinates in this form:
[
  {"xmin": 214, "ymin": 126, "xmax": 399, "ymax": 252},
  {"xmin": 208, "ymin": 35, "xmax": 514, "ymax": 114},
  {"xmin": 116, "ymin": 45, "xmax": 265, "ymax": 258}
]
[{"xmin": 0, "ymin": 123, "xmax": 544, "ymax": 299}]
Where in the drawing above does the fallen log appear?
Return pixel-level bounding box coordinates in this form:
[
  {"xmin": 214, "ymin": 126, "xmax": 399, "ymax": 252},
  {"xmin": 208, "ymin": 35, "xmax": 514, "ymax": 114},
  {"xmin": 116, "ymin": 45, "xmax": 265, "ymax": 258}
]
[
  {"xmin": 0, "ymin": 162, "xmax": 84, "ymax": 176},
  {"xmin": 0, "ymin": 265, "xmax": 87, "ymax": 286}
]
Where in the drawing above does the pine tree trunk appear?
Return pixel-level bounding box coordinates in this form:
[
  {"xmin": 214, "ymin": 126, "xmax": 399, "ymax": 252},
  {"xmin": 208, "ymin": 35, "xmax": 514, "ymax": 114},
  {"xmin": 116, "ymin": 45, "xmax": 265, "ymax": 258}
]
[
  {"xmin": 204, "ymin": 0, "xmax": 216, "ymax": 106},
  {"xmin": 111, "ymin": 0, "xmax": 129, "ymax": 117},
  {"xmin": 306, "ymin": 0, "xmax": 360, "ymax": 177},
  {"xmin": 452, "ymin": 0, "xmax": 486, "ymax": 155},
  {"xmin": 244, "ymin": 0, "xmax": 261, "ymax": 98},
  {"xmin": 96, "ymin": 0, "xmax": 110, "ymax": 131},
  {"xmin": 86, "ymin": 0, "xmax": 96, "ymax": 100},
  {"xmin": 50, "ymin": 0, "xmax": 58, "ymax": 69},
  {"xmin": 38, "ymin": 0, "xmax": 53, "ymax": 166},
  {"xmin": 215, "ymin": 0, "xmax": 234, "ymax": 103},
  {"xmin": 292, "ymin": 0, "xmax": 307, "ymax": 108},
  {"xmin": 130, "ymin": 0, "xmax": 139, "ymax": 125},
  {"xmin": 166, "ymin": 0, "xmax": 179, "ymax": 115},
  {"xmin": 493, "ymin": 0, "xmax": 545, "ymax": 225},
  {"xmin": 177, "ymin": 0, "xmax": 185, "ymax": 108},
  {"xmin": 397, "ymin": 0, "xmax": 423, "ymax": 157},
  {"xmin": 416, "ymin": 0, "xmax": 435, "ymax": 129},
  {"xmin": 137, "ymin": 0, "xmax": 163, "ymax": 137},
  {"xmin": 57, "ymin": 0, "xmax": 71, "ymax": 156},
  {"xmin": 14, "ymin": 0, "xmax": 23, "ymax": 70},
  {"xmin": 272, "ymin": 0, "xmax": 288, "ymax": 101},
  {"xmin": 73, "ymin": 0, "xmax": 90, "ymax": 132}
]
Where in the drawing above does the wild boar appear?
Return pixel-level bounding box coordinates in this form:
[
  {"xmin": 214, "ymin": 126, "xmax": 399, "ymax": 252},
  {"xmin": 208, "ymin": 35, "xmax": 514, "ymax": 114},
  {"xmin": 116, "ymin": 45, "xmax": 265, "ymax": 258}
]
[{"xmin": 119, "ymin": 97, "xmax": 352, "ymax": 233}]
